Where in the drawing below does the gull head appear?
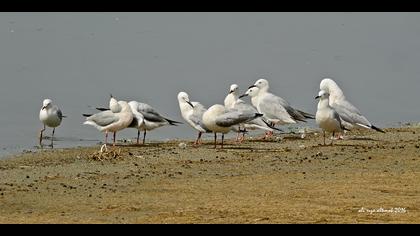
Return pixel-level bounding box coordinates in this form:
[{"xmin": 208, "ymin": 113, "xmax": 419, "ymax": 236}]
[
  {"xmin": 177, "ymin": 92, "xmax": 194, "ymax": 108},
  {"xmin": 42, "ymin": 99, "xmax": 53, "ymax": 110},
  {"xmin": 319, "ymin": 78, "xmax": 337, "ymax": 94},
  {"xmin": 252, "ymin": 78, "xmax": 269, "ymax": 90},
  {"xmin": 229, "ymin": 84, "xmax": 239, "ymax": 94},
  {"xmin": 239, "ymin": 86, "xmax": 260, "ymax": 98},
  {"xmin": 315, "ymin": 90, "xmax": 329, "ymax": 100}
]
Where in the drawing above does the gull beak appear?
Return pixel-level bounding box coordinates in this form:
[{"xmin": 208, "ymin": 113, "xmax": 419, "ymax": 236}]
[
  {"xmin": 248, "ymin": 85, "xmax": 257, "ymax": 89},
  {"xmin": 239, "ymin": 94, "xmax": 248, "ymax": 99},
  {"xmin": 187, "ymin": 101, "xmax": 194, "ymax": 108},
  {"xmin": 41, "ymin": 106, "xmax": 46, "ymax": 110},
  {"xmin": 228, "ymin": 90, "xmax": 234, "ymax": 94},
  {"xmin": 315, "ymin": 95, "xmax": 320, "ymax": 100}
]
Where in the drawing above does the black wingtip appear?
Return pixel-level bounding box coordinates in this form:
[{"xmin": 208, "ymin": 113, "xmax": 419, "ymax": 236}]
[
  {"xmin": 96, "ymin": 107, "xmax": 110, "ymax": 111},
  {"xmin": 255, "ymin": 113, "xmax": 264, "ymax": 118},
  {"xmin": 261, "ymin": 118, "xmax": 283, "ymax": 132},
  {"xmin": 82, "ymin": 114, "xmax": 92, "ymax": 117},
  {"xmin": 298, "ymin": 110, "xmax": 315, "ymax": 120},
  {"xmin": 343, "ymin": 126, "xmax": 351, "ymax": 131},
  {"xmin": 166, "ymin": 119, "xmax": 183, "ymax": 126},
  {"xmin": 371, "ymin": 125, "xmax": 386, "ymax": 133}
]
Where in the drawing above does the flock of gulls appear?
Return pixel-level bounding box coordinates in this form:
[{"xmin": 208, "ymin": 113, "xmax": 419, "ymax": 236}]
[{"xmin": 38, "ymin": 77, "xmax": 385, "ymax": 149}]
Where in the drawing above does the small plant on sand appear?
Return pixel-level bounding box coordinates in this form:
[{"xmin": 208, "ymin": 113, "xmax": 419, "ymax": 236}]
[{"xmin": 88, "ymin": 144, "xmax": 123, "ymax": 161}]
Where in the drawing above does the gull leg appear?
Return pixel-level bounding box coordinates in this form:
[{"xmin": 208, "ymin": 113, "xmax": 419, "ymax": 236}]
[
  {"xmin": 221, "ymin": 133, "xmax": 225, "ymax": 149},
  {"xmin": 323, "ymin": 131, "xmax": 326, "ymax": 146},
  {"xmin": 239, "ymin": 129, "xmax": 246, "ymax": 143},
  {"xmin": 51, "ymin": 128, "xmax": 55, "ymax": 148},
  {"xmin": 194, "ymin": 132, "xmax": 202, "ymax": 146},
  {"xmin": 113, "ymin": 132, "xmax": 116, "ymax": 147},
  {"xmin": 105, "ymin": 131, "xmax": 108, "ymax": 145},
  {"xmin": 236, "ymin": 131, "xmax": 241, "ymax": 142},
  {"xmin": 39, "ymin": 124, "xmax": 46, "ymax": 146},
  {"xmin": 143, "ymin": 130, "xmax": 147, "ymax": 145},
  {"xmin": 137, "ymin": 130, "xmax": 140, "ymax": 145},
  {"xmin": 214, "ymin": 133, "xmax": 217, "ymax": 149},
  {"xmin": 331, "ymin": 132, "xmax": 335, "ymax": 146}
]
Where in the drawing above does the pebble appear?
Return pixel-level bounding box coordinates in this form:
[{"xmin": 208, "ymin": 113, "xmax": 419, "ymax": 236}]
[{"xmin": 178, "ymin": 143, "xmax": 187, "ymax": 149}]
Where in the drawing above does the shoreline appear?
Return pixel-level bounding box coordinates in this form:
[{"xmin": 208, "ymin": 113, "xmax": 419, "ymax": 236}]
[{"xmin": 0, "ymin": 127, "xmax": 419, "ymax": 223}]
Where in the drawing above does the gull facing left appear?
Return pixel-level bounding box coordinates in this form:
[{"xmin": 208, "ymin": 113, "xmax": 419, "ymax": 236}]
[
  {"xmin": 315, "ymin": 90, "xmax": 348, "ymax": 145},
  {"xmin": 39, "ymin": 99, "xmax": 65, "ymax": 147}
]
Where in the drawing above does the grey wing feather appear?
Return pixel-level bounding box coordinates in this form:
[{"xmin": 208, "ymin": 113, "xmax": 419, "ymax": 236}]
[
  {"xmin": 87, "ymin": 111, "xmax": 120, "ymax": 127},
  {"xmin": 233, "ymin": 100, "xmax": 258, "ymax": 113},
  {"xmin": 52, "ymin": 106, "xmax": 64, "ymax": 120},
  {"xmin": 56, "ymin": 108, "xmax": 64, "ymax": 120},
  {"xmin": 216, "ymin": 109, "xmax": 260, "ymax": 127},
  {"xmin": 335, "ymin": 99, "xmax": 362, "ymax": 115},
  {"xmin": 190, "ymin": 102, "xmax": 210, "ymax": 132},
  {"xmin": 331, "ymin": 102, "xmax": 371, "ymax": 127},
  {"xmin": 266, "ymin": 94, "xmax": 307, "ymax": 122},
  {"xmin": 283, "ymin": 105, "xmax": 307, "ymax": 122},
  {"xmin": 136, "ymin": 103, "xmax": 167, "ymax": 123},
  {"xmin": 259, "ymin": 96, "xmax": 292, "ymax": 121},
  {"xmin": 332, "ymin": 109, "xmax": 345, "ymax": 129}
]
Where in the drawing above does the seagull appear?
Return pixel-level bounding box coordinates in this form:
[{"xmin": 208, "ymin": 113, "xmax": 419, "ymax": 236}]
[
  {"xmin": 202, "ymin": 104, "xmax": 263, "ymax": 148},
  {"xmin": 224, "ymin": 84, "xmax": 240, "ymax": 109},
  {"xmin": 127, "ymin": 101, "xmax": 183, "ymax": 145},
  {"xmin": 224, "ymin": 84, "xmax": 281, "ymax": 141},
  {"xmin": 315, "ymin": 90, "xmax": 349, "ymax": 145},
  {"xmin": 95, "ymin": 96, "xmax": 183, "ymax": 144},
  {"xmin": 39, "ymin": 99, "xmax": 65, "ymax": 147},
  {"xmin": 241, "ymin": 78, "xmax": 315, "ymax": 126},
  {"xmin": 240, "ymin": 86, "xmax": 297, "ymax": 125},
  {"xmin": 95, "ymin": 94, "xmax": 122, "ymax": 113},
  {"xmin": 320, "ymin": 78, "xmax": 385, "ymax": 134},
  {"xmin": 177, "ymin": 92, "xmax": 211, "ymax": 145},
  {"xmin": 83, "ymin": 99, "xmax": 133, "ymax": 146}
]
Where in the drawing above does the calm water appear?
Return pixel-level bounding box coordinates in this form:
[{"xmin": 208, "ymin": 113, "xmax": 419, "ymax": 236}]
[{"xmin": 1, "ymin": 12, "xmax": 419, "ymax": 158}]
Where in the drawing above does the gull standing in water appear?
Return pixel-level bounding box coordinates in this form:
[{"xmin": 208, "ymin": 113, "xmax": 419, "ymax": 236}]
[
  {"xmin": 177, "ymin": 92, "xmax": 210, "ymax": 145},
  {"xmin": 224, "ymin": 84, "xmax": 281, "ymax": 141},
  {"xmin": 202, "ymin": 104, "xmax": 263, "ymax": 148},
  {"xmin": 39, "ymin": 99, "xmax": 65, "ymax": 147},
  {"xmin": 320, "ymin": 78, "xmax": 385, "ymax": 134},
  {"xmin": 83, "ymin": 99, "xmax": 133, "ymax": 146},
  {"xmin": 315, "ymin": 90, "xmax": 348, "ymax": 145},
  {"xmin": 128, "ymin": 101, "xmax": 183, "ymax": 145}
]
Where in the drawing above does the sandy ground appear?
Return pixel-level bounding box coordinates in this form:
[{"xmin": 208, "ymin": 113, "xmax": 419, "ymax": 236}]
[{"xmin": 0, "ymin": 127, "xmax": 419, "ymax": 224}]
